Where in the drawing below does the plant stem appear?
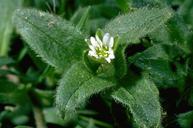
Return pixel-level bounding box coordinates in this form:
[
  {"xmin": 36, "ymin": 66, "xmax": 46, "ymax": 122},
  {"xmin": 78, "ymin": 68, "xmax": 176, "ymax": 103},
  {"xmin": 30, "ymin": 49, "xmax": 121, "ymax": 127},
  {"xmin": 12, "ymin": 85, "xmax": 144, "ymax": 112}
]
[
  {"xmin": 33, "ymin": 106, "xmax": 47, "ymax": 128},
  {"xmin": 0, "ymin": 25, "xmax": 12, "ymax": 56}
]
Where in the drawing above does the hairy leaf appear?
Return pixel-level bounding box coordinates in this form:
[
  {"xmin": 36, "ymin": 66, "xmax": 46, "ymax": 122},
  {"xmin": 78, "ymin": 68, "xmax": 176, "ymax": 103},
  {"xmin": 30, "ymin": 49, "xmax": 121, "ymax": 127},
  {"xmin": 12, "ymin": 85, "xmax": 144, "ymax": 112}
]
[
  {"xmin": 104, "ymin": 7, "xmax": 173, "ymax": 44},
  {"xmin": 112, "ymin": 77, "xmax": 161, "ymax": 128},
  {"xmin": 13, "ymin": 9, "xmax": 87, "ymax": 72},
  {"xmin": 56, "ymin": 62, "xmax": 116, "ymax": 119}
]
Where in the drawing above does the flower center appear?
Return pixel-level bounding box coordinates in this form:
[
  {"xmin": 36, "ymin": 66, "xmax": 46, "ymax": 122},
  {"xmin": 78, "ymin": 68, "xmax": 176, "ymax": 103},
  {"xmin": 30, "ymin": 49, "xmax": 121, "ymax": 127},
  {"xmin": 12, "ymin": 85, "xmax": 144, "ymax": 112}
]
[
  {"xmin": 96, "ymin": 46, "xmax": 109, "ymax": 58},
  {"xmin": 86, "ymin": 32, "xmax": 115, "ymax": 63}
]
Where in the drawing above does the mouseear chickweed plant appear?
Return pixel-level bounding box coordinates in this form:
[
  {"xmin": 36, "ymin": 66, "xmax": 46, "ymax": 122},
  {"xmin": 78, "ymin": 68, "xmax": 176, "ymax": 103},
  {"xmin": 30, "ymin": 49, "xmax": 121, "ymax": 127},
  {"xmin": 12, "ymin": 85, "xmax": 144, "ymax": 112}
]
[{"xmin": 13, "ymin": 6, "xmax": 175, "ymax": 127}]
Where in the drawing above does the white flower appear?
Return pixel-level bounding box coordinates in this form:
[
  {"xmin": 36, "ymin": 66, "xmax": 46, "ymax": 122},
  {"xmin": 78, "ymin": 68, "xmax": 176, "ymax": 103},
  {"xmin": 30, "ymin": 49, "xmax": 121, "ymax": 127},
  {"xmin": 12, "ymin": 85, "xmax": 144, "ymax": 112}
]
[{"xmin": 86, "ymin": 33, "xmax": 115, "ymax": 63}]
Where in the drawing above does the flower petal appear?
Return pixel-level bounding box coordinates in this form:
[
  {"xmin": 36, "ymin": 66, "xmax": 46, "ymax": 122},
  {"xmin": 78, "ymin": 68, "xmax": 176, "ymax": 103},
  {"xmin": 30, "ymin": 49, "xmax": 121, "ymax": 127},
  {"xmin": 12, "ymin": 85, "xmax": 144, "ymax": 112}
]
[
  {"xmin": 88, "ymin": 50, "xmax": 98, "ymax": 58},
  {"xmin": 90, "ymin": 37, "xmax": 99, "ymax": 47},
  {"xmin": 108, "ymin": 37, "xmax": 114, "ymax": 48},
  {"xmin": 89, "ymin": 45, "xmax": 96, "ymax": 52},
  {"xmin": 108, "ymin": 49, "xmax": 115, "ymax": 59},
  {"xmin": 95, "ymin": 34, "xmax": 103, "ymax": 47},
  {"xmin": 88, "ymin": 32, "xmax": 115, "ymax": 63},
  {"xmin": 103, "ymin": 33, "xmax": 111, "ymax": 45},
  {"xmin": 105, "ymin": 57, "xmax": 111, "ymax": 63},
  {"xmin": 109, "ymin": 52, "xmax": 115, "ymax": 59}
]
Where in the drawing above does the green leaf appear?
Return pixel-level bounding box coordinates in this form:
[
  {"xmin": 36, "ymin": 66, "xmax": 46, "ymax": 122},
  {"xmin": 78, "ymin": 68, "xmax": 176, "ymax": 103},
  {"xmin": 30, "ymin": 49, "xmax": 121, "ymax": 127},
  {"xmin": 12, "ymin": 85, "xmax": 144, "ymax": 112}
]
[
  {"xmin": 112, "ymin": 76, "xmax": 161, "ymax": 128},
  {"xmin": 114, "ymin": 44, "xmax": 127, "ymax": 79},
  {"xmin": 166, "ymin": 16, "xmax": 190, "ymax": 47},
  {"xmin": 0, "ymin": 80, "xmax": 17, "ymax": 104},
  {"xmin": 177, "ymin": 110, "xmax": 193, "ymax": 128},
  {"xmin": 128, "ymin": 44, "xmax": 188, "ymax": 88},
  {"xmin": 0, "ymin": 80, "xmax": 29, "ymax": 105},
  {"xmin": 56, "ymin": 62, "xmax": 116, "ymax": 119},
  {"xmin": 131, "ymin": 0, "xmax": 164, "ymax": 8},
  {"xmin": 0, "ymin": 0, "xmax": 23, "ymax": 56},
  {"xmin": 70, "ymin": 4, "xmax": 118, "ymax": 35},
  {"xmin": 0, "ymin": 80, "xmax": 31, "ymax": 124},
  {"xmin": 43, "ymin": 107, "xmax": 65, "ymax": 126},
  {"xmin": 70, "ymin": 7, "xmax": 87, "ymax": 24},
  {"xmin": 77, "ymin": 0, "xmax": 104, "ymax": 6},
  {"xmin": 179, "ymin": 0, "xmax": 193, "ymax": 25},
  {"xmin": 116, "ymin": 0, "xmax": 131, "ymax": 12},
  {"xmin": 86, "ymin": 18, "xmax": 108, "ymax": 35},
  {"xmin": 71, "ymin": 6, "xmax": 90, "ymax": 30},
  {"xmin": 83, "ymin": 51, "xmax": 100, "ymax": 73},
  {"xmin": 13, "ymin": 9, "xmax": 87, "ymax": 72},
  {"xmin": 150, "ymin": 15, "xmax": 191, "ymax": 52},
  {"xmin": 104, "ymin": 7, "xmax": 173, "ymax": 44},
  {"xmin": 0, "ymin": 69, "xmax": 17, "ymax": 76},
  {"xmin": 0, "ymin": 56, "xmax": 14, "ymax": 66},
  {"xmin": 89, "ymin": 4, "xmax": 119, "ymax": 19}
]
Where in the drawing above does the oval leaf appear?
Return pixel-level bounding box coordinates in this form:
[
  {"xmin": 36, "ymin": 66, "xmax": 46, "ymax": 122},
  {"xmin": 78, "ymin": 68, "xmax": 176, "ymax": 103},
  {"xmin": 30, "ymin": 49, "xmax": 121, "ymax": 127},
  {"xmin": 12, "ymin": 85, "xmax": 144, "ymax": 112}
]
[
  {"xmin": 112, "ymin": 76, "xmax": 161, "ymax": 128},
  {"xmin": 56, "ymin": 62, "xmax": 116, "ymax": 119},
  {"xmin": 104, "ymin": 7, "xmax": 173, "ymax": 44},
  {"xmin": 13, "ymin": 9, "xmax": 87, "ymax": 72}
]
